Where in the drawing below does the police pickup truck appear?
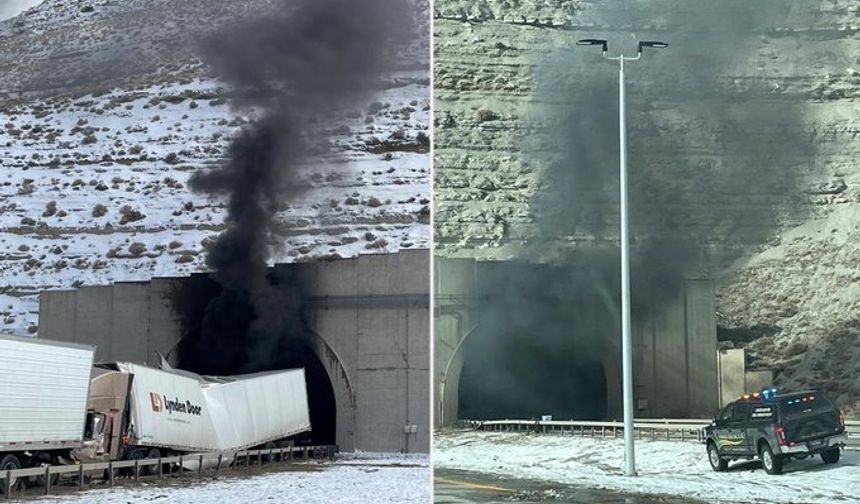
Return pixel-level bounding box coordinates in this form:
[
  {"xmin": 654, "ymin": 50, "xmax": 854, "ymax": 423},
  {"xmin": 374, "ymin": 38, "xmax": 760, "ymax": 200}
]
[{"xmin": 703, "ymin": 389, "xmax": 846, "ymax": 475}]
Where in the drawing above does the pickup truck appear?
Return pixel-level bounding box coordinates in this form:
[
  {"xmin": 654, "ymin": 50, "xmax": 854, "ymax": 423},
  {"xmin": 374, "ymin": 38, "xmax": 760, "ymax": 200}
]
[{"xmin": 703, "ymin": 389, "xmax": 846, "ymax": 475}]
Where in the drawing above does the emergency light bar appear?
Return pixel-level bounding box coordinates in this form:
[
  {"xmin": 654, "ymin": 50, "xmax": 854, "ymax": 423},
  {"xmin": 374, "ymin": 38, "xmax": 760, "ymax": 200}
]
[
  {"xmin": 787, "ymin": 395, "xmax": 815, "ymax": 405},
  {"xmin": 738, "ymin": 387, "xmax": 780, "ymax": 401}
]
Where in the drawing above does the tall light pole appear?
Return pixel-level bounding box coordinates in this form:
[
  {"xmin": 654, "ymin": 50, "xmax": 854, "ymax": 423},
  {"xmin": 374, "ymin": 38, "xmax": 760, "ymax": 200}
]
[{"xmin": 576, "ymin": 38, "xmax": 668, "ymax": 477}]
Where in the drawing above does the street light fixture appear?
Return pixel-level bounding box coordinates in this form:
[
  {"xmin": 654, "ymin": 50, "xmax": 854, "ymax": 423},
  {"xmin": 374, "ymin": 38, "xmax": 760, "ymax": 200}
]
[{"xmin": 577, "ymin": 38, "xmax": 668, "ymax": 478}]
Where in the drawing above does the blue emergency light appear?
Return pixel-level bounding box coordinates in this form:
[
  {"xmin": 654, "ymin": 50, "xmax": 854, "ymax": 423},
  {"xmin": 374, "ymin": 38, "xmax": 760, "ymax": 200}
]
[{"xmin": 760, "ymin": 387, "xmax": 778, "ymax": 400}]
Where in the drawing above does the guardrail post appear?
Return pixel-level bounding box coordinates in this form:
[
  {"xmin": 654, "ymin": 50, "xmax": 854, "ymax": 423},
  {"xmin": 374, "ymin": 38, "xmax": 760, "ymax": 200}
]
[
  {"xmin": 78, "ymin": 464, "xmax": 85, "ymax": 490},
  {"xmin": 245, "ymin": 452, "xmax": 251, "ymax": 470},
  {"xmin": 44, "ymin": 465, "xmax": 51, "ymax": 495},
  {"xmin": 108, "ymin": 461, "xmax": 114, "ymax": 486},
  {"xmin": 179, "ymin": 456, "xmax": 184, "ymax": 478},
  {"xmin": 216, "ymin": 454, "xmax": 223, "ymax": 473},
  {"xmin": 198, "ymin": 455, "xmax": 204, "ymax": 477},
  {"xmin": 158, "ymin": 456, "xmax": 163, "ymax": 478},
  {"xmin": 134, "ymin": 459, "xmax": 139, "ymax": 481},
  {"xmin": 4, "ymin": 470, "xmax": 11, "ymax": 500}
]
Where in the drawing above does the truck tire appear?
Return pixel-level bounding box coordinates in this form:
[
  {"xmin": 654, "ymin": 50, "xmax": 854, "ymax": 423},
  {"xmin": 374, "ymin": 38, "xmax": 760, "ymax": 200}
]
[
  {"xmin": 143, "ymin": 448, "xmax": 162, "ymax": 476},
  {"xmin": 707, "ymin": 442, "xmax": 728, "ymax": 472},
  {"xmin": 261, "ymin": 442, "xmax": 277, "ymax": 464},
  {"xmin": 759, "ymin": 443, "xmax": 784, "ymax": 475},
  {"xmin": 820, "ymin": 447, "xmax": 840, "ymax": 464},
  {"xmin": 123, "ymin": 448, "xmax": 145, "ymax": 477},
  {"xmin": 0, "ymin": 454, "xmax": 22, "ymax": 492}
]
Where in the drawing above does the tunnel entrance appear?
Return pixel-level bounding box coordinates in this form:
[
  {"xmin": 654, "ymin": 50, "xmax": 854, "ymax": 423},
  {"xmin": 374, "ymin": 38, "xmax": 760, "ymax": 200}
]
[
  {"xmin": 457, "ymin": 261, "xmax": 612, "ymax": 421},
  {"xmin": 174, "ymin": 272, "xmax": 337, "ymax": 445}
]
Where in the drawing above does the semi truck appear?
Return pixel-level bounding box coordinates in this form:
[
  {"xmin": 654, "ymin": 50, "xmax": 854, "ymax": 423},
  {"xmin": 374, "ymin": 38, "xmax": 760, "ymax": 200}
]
[{"xmin": 0, "ymin": 335, "xmax": 312, "ymax": 489}]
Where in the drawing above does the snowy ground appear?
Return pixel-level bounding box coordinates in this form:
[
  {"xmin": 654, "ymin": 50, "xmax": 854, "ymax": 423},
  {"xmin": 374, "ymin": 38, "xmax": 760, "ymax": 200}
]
[
  {"xmin": 434, "ymin": 430, "xmax": 860, "ymax": 504},
  {"xmin": 20, "ymin": 454, "xmax": 429, "ymax": 504}
]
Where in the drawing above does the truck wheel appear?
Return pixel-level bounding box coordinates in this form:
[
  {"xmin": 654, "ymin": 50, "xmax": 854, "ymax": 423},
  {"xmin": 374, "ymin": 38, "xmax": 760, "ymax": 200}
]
[
  {"xmin": 143, "ymin": 448, "xmax": 162, "ymax": 476},
  {"xmin": 707, "ymin": 442, "xmax": 728, "ymax": 472},
  {"xmin": 123, "ymin": 449, "xmax": 145, "ymax": 477},
  {"xmin": 759, "ymin": 443, "xmax": 783, "ymax": 475},
  {"xmin": 0, "ymin": 454, "xmax": 22, "ymax": 492},
  {"xmin": 820, "ymin": 447, "xmax": 840, "ymax": 464},
  {"xmin": 261, "ymin": 442, "xmax": 277, "ymax": 464}
]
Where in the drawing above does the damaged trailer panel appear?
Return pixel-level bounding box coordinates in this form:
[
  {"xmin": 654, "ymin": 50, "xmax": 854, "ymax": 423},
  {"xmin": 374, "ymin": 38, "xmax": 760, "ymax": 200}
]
[
  {"xmin": 203, "ymin": 369, "xmax": 311, "ymax": 451},
  {"xmin": 116, "ymin": 362, "xmax": 219, "ymax": 453},
  {"xmin": 116, "ymin": 362, "xmax": 311, "ymax": 453}
]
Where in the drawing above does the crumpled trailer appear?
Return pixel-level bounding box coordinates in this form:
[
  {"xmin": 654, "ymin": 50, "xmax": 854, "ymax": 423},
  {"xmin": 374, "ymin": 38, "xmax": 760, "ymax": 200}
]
[{"xmin": 76, "ymin": 362, "xmax": 312, "ymax": 463}]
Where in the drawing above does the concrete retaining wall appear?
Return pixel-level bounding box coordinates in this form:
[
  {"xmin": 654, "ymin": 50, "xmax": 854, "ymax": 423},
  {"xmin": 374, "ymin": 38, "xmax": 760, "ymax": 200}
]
[
  {"xmin": 435, "ymin": 257, "xmax": 719, "ymax": 424},
  {"xmin": 38, "ymin": 250, "xmax": 430, "ymax": 454}
]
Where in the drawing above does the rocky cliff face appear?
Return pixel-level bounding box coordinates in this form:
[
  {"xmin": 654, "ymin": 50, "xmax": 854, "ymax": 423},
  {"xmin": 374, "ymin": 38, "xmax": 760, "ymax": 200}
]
[{"xmin": 433, "ymin": 0, "xmax": 860, "ymax": 414}]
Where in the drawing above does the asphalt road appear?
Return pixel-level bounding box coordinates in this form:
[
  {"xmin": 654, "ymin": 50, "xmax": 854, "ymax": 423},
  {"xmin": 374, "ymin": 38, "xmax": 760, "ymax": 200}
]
[{"xmin": 434, "ymin": 469, "xmax": 705, "ymax": 504}]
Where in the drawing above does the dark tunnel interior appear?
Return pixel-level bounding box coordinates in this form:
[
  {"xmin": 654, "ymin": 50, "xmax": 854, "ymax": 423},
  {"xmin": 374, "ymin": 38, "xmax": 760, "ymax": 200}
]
[
  {"xmin": 457, "ymin": 261, "xmax": 612, "ymax": 421},
  {"xmin": 173, "ymin": 273, "xmax": 337, "ymax": 445}
]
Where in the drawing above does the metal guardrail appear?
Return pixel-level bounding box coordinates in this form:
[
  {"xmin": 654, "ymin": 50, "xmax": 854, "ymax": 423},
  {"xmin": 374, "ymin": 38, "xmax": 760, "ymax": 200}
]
[
  {"xmin": 461, "ymin": 418, "xmax": 860, "ymax": 448},
  {"xmin": 0, "ymin": 444, "xmax": 336, "ymax": 500}
]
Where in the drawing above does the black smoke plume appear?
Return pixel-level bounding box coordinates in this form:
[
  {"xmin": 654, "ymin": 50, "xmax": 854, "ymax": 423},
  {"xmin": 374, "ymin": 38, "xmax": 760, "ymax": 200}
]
[
  {"xmin": 533, "ymin": 0, "xmax": 813, "ymax": 318},
  {"xmin": 461, "ymin": 1, "xmax": 815, "ymax": 419},
  {"xmin": 182, "ymin": 0, "xmax": 412, "ymax": 373}
]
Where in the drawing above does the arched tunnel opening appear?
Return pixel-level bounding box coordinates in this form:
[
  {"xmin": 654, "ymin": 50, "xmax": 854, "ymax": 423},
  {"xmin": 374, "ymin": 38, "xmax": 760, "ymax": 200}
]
[
  {"xmin": 456, "ymin": 261, "xmax": 614, "ymax": 421},
  {"xmin": 172, "ymin": 272, "xmax": 337, "ymax": 445}
]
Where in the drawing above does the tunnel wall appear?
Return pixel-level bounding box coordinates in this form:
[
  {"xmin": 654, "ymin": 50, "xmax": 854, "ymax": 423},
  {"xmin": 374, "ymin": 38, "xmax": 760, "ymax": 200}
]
[
  {"xmin": 634, "ymin": 279, "xmax": 719, "ymax": 418},
  {"xmin": 38, "ymin": 250, "xmax": 430, "ymax": 454},
  {"xmin": 433, "ymin": 257, "xmax": 479, "ymax": 428},
  {"xmin": 435, "ymin": 257, "xmax": 719, "ymax": 424},
  {"xmin": 40, "ymin": 280, "xmax": 185, "ymax": 366}
]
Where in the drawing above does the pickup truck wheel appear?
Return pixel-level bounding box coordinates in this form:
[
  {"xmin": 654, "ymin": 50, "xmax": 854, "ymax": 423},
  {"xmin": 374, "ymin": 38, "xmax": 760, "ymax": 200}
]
[
  {"xmin": 0, "ymin": 454, "xmax": 22, "ymax": 492},
  {"xmin": 707, "ymin": 442, "xmax": 728, "ymax": 472},
  {"xmin": 759, "ymin": 444, "xmax": 784, "ymax": 475},
  {"xmin": 820, "ymin": 447, "xmax": 840, "ymax": 464}
]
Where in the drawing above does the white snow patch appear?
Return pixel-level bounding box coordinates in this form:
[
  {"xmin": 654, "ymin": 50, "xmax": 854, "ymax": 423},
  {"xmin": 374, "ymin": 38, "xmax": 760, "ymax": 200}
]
[
  {"xmin": 434, "ymin": 430, "xmax": 860, "ymax": 504},
  {"xmin": 28, "ymin": 454, "xmax": 429, "ymax": 504}
]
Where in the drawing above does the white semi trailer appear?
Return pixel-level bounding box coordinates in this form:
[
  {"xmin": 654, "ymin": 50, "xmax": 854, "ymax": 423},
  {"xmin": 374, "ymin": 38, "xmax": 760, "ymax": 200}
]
[
  {"xmin": 0, "ymin": 335, "xmax": 95, "ymax": 486},
  {"xmin": 0, "ymin": 335, "xmax": 312, "ymax": 489}
]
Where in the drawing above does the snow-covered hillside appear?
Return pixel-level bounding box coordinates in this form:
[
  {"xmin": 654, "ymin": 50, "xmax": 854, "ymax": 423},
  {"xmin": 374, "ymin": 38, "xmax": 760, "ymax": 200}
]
[
  {"xmin": 435, "ymin": 430, "xmax": 860, "ymax": 504},
  {"xmin": 0, "ymin": 0, "xmax": 430, "ymax": 333}
]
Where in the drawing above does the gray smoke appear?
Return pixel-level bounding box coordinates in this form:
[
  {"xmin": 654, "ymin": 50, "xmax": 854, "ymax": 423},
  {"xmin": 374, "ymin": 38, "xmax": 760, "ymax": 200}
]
[
  {"xmin": 533, "ymin": 0, "xmax": 812, "ymax": 314},
  {"xmin": 188, "ymin": 0, "xmax": 412, "ymax": 372},
  {"xmin": 461, "ymin": 1, "xmax": 815, "ymax": 419}
]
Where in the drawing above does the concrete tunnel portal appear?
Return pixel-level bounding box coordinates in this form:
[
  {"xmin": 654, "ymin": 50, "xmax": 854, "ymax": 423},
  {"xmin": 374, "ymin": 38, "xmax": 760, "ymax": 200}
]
[
  {"xmin": 436, "ymin": 260, "xmax": 621, "ymax": 424},
  {"xmin": 175, "ymin": 272, "xmax": 338, "ymax": 445},
  {"xmin": 39, "ymin": 250, "xmax": 430, "ymax": 454},
  {"xmin": 435, "ymin": 257, "xmax": 718, "ymax": 426}
]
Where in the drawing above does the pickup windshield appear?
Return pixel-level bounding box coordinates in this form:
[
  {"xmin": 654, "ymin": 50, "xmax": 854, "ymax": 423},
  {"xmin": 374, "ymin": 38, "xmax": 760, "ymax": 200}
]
[{"xmin": 779, "ymin": 394, "xmax": 842, "ymax": 442}]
